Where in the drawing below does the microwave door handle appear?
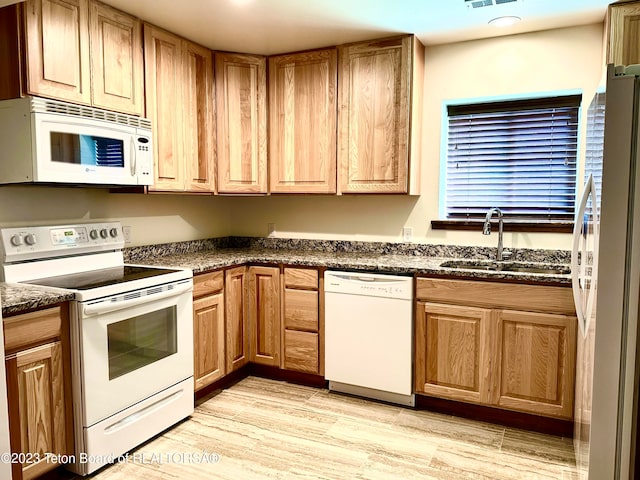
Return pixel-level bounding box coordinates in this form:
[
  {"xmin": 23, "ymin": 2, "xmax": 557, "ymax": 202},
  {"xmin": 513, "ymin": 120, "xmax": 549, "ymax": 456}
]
[
  {"xmin": 82, "ymin": 283, "xmax": 192, "ymax": 317},
  {"xmin": 130, "ymin": 137, "xmax": 137, "ymax": 177}
]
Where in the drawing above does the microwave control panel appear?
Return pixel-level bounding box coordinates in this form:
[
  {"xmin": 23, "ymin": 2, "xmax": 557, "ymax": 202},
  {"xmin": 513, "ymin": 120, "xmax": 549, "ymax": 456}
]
[{"xmin": 0, "ymin": 222, "xmax": 125, "ymax": 262}]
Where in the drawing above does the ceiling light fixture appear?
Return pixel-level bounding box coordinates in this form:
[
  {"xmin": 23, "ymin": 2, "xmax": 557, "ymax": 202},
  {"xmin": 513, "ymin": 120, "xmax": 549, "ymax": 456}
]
[{"xmin": 488, "ymin": 15, "xmax": 521, "ymax": 27}]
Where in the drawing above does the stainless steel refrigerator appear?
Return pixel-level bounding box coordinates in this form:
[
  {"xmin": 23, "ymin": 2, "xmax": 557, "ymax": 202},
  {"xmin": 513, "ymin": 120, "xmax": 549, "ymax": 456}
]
[{"xmin": 573, "ymin": 64, "xmax": 640, "ymax": 479}]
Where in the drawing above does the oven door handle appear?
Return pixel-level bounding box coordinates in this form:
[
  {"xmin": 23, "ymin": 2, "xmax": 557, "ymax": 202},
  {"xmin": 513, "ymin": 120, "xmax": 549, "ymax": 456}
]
[{"xmin": 82, "ymin": 283, "xmax": 192, "ymax": 317}]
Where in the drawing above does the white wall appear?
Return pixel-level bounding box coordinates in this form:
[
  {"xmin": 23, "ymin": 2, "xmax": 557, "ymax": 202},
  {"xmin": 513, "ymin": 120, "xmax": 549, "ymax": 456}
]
[
  {"xmin": 229, "ymin": 23, "xmax": 605, "ymax": 250},
  {"xmin": 0, "ymin": 23, "xmax": 605, "ymax": 249},
  {"xmin": 0, "ymin": 186, "xmax": 233, "ymax": 246}
]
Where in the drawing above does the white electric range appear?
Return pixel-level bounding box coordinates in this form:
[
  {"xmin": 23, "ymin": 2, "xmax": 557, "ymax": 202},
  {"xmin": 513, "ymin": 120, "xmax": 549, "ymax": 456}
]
[{"xmin": 0, "ymin": 222, "xmax": 194, "ymax": 475}]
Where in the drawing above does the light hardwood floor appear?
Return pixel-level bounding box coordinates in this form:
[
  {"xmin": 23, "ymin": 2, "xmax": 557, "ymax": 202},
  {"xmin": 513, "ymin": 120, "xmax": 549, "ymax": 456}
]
[{"xmin": 86, "ymin": 376, "xmax": 577, "ymax": 479}]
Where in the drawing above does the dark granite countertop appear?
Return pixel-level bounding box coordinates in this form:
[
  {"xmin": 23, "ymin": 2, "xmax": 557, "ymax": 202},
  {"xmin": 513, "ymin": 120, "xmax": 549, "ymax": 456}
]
[
  {"xmin": 0, "ymin": 237, "xmax": 572, "ymax": 316},
  {"xmin": 1, "ymin": 283, "xmax": 74, "ymax": 317}
]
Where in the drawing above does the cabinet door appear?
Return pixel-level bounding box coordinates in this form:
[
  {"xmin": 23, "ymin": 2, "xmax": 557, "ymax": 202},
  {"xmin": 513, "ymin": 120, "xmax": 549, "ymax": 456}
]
[
  {"xmin": 183, "ymin": 41, "xmax": 215, "ymax": 193},
  {"xmin": 248, "ymin": 266, "xmax": 281, "ymax": 366},
  {"xmin": 608, "ymin": 1, "xmax": 640, "ymax": 65},
  {"xmin": 225, "ymin": 266, "xmax": 249, "ymax": 372},
  {"xmin": 89, "ymin": 0, "xmax": 143, "ymax": 115},
  {"xmin": 415, "ymin": 302, "xmax": 494, "ymax": 405},
  {"xmin": 193, "ymin": 292, "xmax": 225, "ymax": 391},
  {"xmin": 493, "ymin": 309, "xmax": 577, "ymax": 419},
  {"xmin": 269, "ymin": 48, "xmax": 337, "ymax": 193},
  {"xmin": 215, "ymin": 52, "xmax": 267, "ymax": 194},
  {"xmin": 6, "ymin": 341, "xmax": 72, "ymax": 480},
  {"xmin": 144, "ymin": 25, "xmax": 184, "ymax": 191},
  {"xmin": 24, "ymin": 0, "xmax": 91, "ymax": 105},
  {"xmin": 338, "ymin": 36, "xmax": 411, "ymax": 193}
]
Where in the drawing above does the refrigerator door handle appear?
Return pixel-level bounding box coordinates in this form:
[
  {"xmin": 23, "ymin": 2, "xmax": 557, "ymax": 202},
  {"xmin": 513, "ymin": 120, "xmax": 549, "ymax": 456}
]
[{"xmin": 572, "ymin": 174, "xmax": 597, "ymax": 337}]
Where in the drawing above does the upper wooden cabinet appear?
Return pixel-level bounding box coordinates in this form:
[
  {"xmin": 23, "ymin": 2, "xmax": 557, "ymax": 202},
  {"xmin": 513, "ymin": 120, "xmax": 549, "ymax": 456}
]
[
  {"xmin": 608, "ymin": 1, "xmax": 640, "ymax": 65},
  {"xmin": 89, "ymin": 1, "xmax": 143, "ymax": 115},
  {"xmin": 0, "ymin": 0, "xmax": 143, "ymax": 115},
  {"xmin": 338, "ymin": 35, "xmax": 424, "ymax": 194},
  {"xmin": 215, "ymin": 52, "xmax": 268, "ymax": 194},
  {"xmin": 269, "ymin": 48, "xmax": 338, "ymax": 193},
  {"xmin": 144, "ymin": 24, "xmax": 215, "ymax": 192}
]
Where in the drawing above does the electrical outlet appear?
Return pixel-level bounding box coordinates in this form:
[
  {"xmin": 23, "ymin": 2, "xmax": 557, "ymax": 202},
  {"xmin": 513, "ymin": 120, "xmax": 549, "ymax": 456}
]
[
  {"xmin": 402, "ymin": 227, "xmax": 413, "ymax": 242},
  {"xmin": 267, "ymin": 223, "xmax": 276, "ymax": 237},
  {"xmin": 122, "ymin": 225, "xmax": 132, "ymax": 244}
]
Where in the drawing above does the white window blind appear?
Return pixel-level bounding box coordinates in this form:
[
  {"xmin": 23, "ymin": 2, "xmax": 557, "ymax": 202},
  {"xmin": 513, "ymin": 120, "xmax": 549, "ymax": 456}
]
[{"xmin": 445, "ymin": 95, "xmax": 581, "ymax": 220}]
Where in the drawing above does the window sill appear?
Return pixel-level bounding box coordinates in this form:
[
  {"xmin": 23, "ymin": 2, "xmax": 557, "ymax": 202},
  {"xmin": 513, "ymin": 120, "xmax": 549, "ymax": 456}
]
[{"xmin": 431, "ymin": 219, "xmax": 573, "ymax": 234}]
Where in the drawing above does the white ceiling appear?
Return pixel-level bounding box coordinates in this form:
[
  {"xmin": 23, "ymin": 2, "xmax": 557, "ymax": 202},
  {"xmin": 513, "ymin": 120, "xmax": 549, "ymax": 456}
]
[
  {"xmin": 98, "ymin": 0, "xmax": 612, "ymax": 54},
  {"xmin": 4, "ymin": 0, "xmax": 613, "ymax": 55}
]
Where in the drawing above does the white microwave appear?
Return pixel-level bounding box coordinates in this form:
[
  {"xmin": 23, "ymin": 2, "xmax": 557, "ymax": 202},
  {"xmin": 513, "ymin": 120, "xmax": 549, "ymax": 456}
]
[{"xmin": 0, "ymin": 96, "xmax": 153, "ymax": 186}]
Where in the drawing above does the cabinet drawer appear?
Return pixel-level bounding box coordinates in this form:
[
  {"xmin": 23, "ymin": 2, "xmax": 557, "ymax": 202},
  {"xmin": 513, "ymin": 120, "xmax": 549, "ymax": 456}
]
[
  {"xmin": 193, "ymin": 271, "xmax": 223, "ymax": 298},
  {"xmin": 4, "ymin": 307, "xmax": 62, "ymax": 353},
  {"xmin": 283, "ymin": 330, "xmax": 319, "ymax": 374},
  {"xmin": 416, "ymin": 278, "xmax": 575, "ymax": 315},
  {"xmin": 284, "ymin": 289, "xmax": 318, "ymax": 331},
  {"xmin": 284, "ymin": 268, "xmax": 318, "ymax": 289}
]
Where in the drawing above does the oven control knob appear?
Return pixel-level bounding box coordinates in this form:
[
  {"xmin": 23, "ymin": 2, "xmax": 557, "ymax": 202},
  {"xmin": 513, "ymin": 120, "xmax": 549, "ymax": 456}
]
[
  {"xmin": 109, "ymin": 228, "xmax": 118, "ymax": 238},
  {"xmin": 89, "ymin": 229, "xmax": 99, "ymax": 240},
  {"xmin": 100, "ymin": 229, "xmax": 108, "ymax": 239},
  {"xmin": 24, "ymin": 234, "xmax": 36, "ymax": 246},
  {"xmin": 10, "ymin": 235, "xmax": 22, "ymax": 246}
]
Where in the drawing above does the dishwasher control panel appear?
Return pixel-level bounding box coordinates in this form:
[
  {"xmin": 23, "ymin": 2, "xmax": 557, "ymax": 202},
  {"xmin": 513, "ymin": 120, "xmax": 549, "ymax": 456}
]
[{"xmin": 324, "ymin": 271, "xmax": 413, "ymax": 300}]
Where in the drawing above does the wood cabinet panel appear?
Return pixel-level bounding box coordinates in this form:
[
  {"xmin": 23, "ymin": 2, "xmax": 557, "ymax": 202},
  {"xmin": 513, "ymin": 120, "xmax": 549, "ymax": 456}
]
[
  {"xmin": 193, "ymin": 293, "xmax": 225, "ymax": 390},
  {"xmin": 494, "ymin": 309, "xmax": 576, "ymax": 419},
  {"xmin": 144, "ymin": 25, "xmax": 183, "ymax": 191},
  {"xmin": 249, "ymin": 266, "xmax": 280, "ymax": 366},
  {"xmin": 23, "ymin": 0, "xmax": 91, "ymax": 104},
  {"xmin": 283, "ymin": 330, "xmax": 319, "ymax": 374},
  {"xmin": 193, "ymin": 271, "xmax": 224, "ymax": 299},
  {"xmin": 608, "ymin": 1, "xmax": 640, "ymax": 65},
  {"xmin": 415, "ymin": 278, "xmax": 575, "ymax": 315},
  {"xmin": 6, "ymin": 340, "xmax": 72, "ymax": 480},
  {"xmin": 4, "ymin": 307, "xmax": 62, "ymax": 353},
  {"xmin": 283, "ymin": 289, "xmax": 318, "ymax": 332},
  {"xmin": 215, "ymin": 52, "xmax": 267, "ymax": 194},
  {"xmin": 89, "ymin": 0, "xmax": 143, "ymax": 115},
  {"xmin": 415, "ymin": 302, "xmax": 493, "ymax": 404},
  {"xmin": 183, "ymin": 41, "xmax": 215, "ymax": 193},
  {"xmin": 269, "ymin": 48, "xmax": 337, "ymax": 193},
  {"xmin": 284, "ymin": 267, "xmax": 318, "ymax": 289},
  {"xmin": 225, "ymin": 266, "xmax": 248, "ymax": 372},
  {"xmin": 338, "ymin": 35, "xmax": 423, "ymax": 194}
]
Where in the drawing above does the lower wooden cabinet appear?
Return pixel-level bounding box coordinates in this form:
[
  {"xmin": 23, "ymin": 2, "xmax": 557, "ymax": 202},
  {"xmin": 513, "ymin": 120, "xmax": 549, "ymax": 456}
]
[
  {"xmin": 225, "ymin": 266, "xmax": 249, "ymax": 373},
  {"xmin": 248, "ymin": 266, "xmax": 281, "ymax": 366},
  {"xmin": 193, "ymin": 272, "xmax": 225, "ymax": 390},
  {"xmin": 282, "ymin": 267, "xmax": 322, "ymax": 374},
  {"xmin": 415, "ymin": 302, "xmax": 493, "ymax": 405},
  {"xmin": 4, "ymin": 306, "xmax": 73, "ymax": 480},
  {"xmin": 415, "ymin": 278, "xmax": 577, "ymax": 419}
]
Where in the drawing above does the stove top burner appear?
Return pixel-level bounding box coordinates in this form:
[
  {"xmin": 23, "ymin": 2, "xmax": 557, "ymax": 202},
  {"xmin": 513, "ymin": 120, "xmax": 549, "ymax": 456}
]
[{"xmin": 25, "ymin": 265, "xmax": 181, "ymax": 291}]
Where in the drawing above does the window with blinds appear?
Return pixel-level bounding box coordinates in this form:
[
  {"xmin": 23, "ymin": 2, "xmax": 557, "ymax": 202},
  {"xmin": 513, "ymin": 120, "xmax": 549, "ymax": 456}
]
[{"xmin": 445, "ymin": 95, "xmax": 581, "ymax": 220}]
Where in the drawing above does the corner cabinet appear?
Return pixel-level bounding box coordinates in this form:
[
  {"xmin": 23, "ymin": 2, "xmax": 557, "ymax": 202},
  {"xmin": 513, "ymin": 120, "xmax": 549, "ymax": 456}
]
[
  {"xmin": 248, "ymin": 266, "xmax": 281, "ymax": 366},
  {"xmin": 0, "ymin": 0, "xmax": 143, "ymax": 115},
  {"xmin": 415, "ymin": 278, "xmax": 577, "ymax": 419},
  {"xmin": 608, "ymin": 1, "xmax": 640, "ymax": 66},
  {"xmin": 215, "ymin": 52, "xmax": 268, "ymax": 194},
  {"xmin": 337, "ymin": 35, "xmax": 424, "ymax": 194},
  {"xmin": 144, "ymin": 24, "xmax": 215, "ymax": 193},
  {"xmin": 268, "ymin": 48, "xmax": 338, "ymax": 193},
  {"xmin": 225, "ymin": 266, "xmax": 249, "ymax": 372},
  {"xmin": 4, "ymin": 306, "xmax": 74, "ymax": 480}
]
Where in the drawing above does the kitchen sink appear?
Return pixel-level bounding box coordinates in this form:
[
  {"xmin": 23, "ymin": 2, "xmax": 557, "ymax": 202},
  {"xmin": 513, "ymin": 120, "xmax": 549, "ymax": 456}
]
[{"xmin": 439, "ymin": 260, "xmax": 569, "ymax": 275}]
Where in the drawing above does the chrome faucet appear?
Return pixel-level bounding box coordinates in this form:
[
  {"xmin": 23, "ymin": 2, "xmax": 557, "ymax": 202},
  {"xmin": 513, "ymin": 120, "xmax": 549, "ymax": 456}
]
[{"xmin": 483, "ymin": 207, "xmax": 511, "ymax": 261}]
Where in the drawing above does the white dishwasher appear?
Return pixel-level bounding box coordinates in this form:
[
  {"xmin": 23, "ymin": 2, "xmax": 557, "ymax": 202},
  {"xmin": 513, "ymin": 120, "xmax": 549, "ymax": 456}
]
[{"xmin": 324, "ymin": 271, "xmax": 414, "ymax": 406}]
